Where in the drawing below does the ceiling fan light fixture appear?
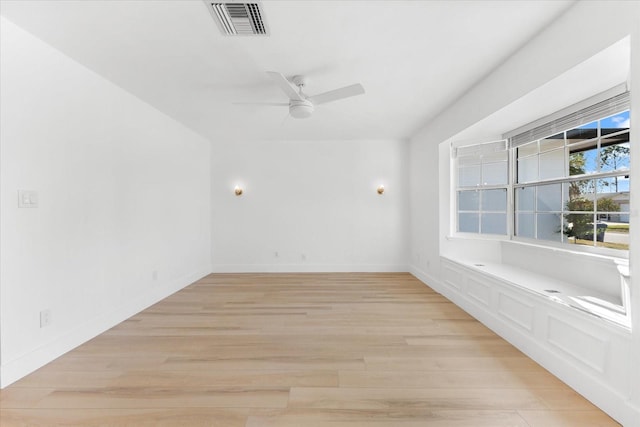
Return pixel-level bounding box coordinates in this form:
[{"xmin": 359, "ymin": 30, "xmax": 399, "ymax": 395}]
[
  {"xmin": 289, "ymin": 100, "xmax": 314, "ymax": 119},
  {"xmin": 237, "ymin": 71, "xmax": 364, "ymax": 119}
]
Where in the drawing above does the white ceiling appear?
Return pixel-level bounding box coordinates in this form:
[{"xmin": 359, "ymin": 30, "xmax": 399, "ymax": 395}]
[{"xmin": 0, "ymin": 0, "xmax": 575, "ymax": 142}]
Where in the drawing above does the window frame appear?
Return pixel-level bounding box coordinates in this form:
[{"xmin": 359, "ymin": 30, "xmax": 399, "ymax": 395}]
[
  {"xmin": 453, "ymin": 139, "xmax": 511, "ymax": 237},
  {"xmin": 452, "ymin": 94, "xmax": 630, "ymax": 259}
]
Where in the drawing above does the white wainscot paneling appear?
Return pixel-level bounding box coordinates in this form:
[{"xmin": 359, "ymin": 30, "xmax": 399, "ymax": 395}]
[
  {"xmin": 466, "ymin": 277, "xmax": 491, "ymax": 307},
  {"xmin": 547, "ymin": 315, "xmax": 609, "ymax": 373},
  {"xmin": 497, "ymin": 292, "xmax": 534, "ymax": 332},
  {"xmin": 442, "ymin": 263, "xmax": 463, "ymax": 290},
  {"xmin": 433, "ymin": 256, "xmax": 637, "ymax": 425}
]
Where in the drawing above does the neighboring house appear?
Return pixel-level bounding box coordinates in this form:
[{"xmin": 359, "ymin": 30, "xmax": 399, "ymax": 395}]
[{"xmin": 597, "ymin": 191, "xmax": 631, "ymax": 222}]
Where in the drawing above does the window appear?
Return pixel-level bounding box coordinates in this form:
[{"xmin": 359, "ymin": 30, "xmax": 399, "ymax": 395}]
[
  {"xmin": 454, "ymin": 140, "xmax": 508, "ymax": 235},
  {"xmin": 454, "ymin": 92, "xmax": 630, "ymax": 253}
]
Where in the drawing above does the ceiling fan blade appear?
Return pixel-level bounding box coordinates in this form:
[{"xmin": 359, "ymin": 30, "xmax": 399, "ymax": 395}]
[
  {"xmin": 232, "ymin": 102, "xmax": 289, "ymax": 106},
  {"xmin": 309, "ymin": 83, "xmax": 365, "ymax": 105},
  {"xmin": 266, "ymin": 71, "xmax": 304, "ymax": 101}
]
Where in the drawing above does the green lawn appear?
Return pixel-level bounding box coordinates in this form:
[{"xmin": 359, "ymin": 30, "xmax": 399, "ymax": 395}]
[
  {"xmin": 571, "ymin": 238, "xmax": 629, "ymax": 250},
  {"xmin": 605, "ymin": 224, "xmax": 629, "ymax": 233}
]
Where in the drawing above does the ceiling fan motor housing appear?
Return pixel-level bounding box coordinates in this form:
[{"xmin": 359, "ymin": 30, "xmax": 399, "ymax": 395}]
[{"xmin": 289, "ymin": 99, "xmax": 314, "ymax": 119}]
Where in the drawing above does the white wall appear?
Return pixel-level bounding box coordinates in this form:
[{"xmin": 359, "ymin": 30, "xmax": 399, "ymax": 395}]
[
  {"xmin": 211, "ymin": 139, "xmax": 409, "ymax": 272},
  {"xmin": 0, "ymin": 17, "xmax": 212, "ymax": 387},
  {"xmin": 409, "ymin": 1, "xmax": 640, "ymax": 425},
  {"xmin": 409, "ymin": 132, "xmax": 448, "ymax": 279},
  {"xmin": 628, "ymin": 11, "xmax": 640, "ymax": 417}
]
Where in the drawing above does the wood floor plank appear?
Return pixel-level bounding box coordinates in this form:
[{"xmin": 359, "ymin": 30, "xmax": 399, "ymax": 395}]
[
  {"xmin": 160, "ymin": 356, "xmax": 366, "ymax": 371},
  {"xmin": 11, "ymin": 369, "xmax": 337, "ymax": 389},
  {"xmin": 528, "ymin": 387, "xmax": 603, "ymax": 411},
  {"xmin": 0, "ymin": 408, "xmax": 249, "ymax": 427},
  {"xmin": 517, "ymin": 409, "xmax": 620, "ymax": 426},
  {"xmin": 364, "ymin": 356, "xmax": 541, "ymax": 371},
  {"xmin": 25, "ymin": 355, "xmax": 170, "ymax": 373},
  {"xmin": 288, "ymin": 386, "xmax": 549, "ymax": 410},
  {"xmin": 246, "ymin": 409, "xmax": 530, "ymax": 427},
  {"xmin": 0, "ymin": 273, "xmax": 619, "ymax": 426},
  {"xmin": 339, "ymin": 369, "xmax": 566, "ymax": 389},
  {"xmin": 0, "ymin": 387, "xmax": 289, "ymax": 410}
]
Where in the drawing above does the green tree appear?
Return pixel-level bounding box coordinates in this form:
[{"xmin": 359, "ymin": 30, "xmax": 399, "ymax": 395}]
[
  {"xmin": 568, "ymin": 152, "xmax": 586, "ymax": 198},
  {"xmin": 599, "ymin": 144, "xmax": 630, "ymax": 191},
  {"xmin": 564, "ymin": 197, "xmax": 619, "ymax": 241},
  {"xmin": 569, "ymin": 152, "xmax": 586, "ymax": 176},
  {"xmin": 564, "ymin": 198, "xmax": 593, "ymax": 240},
  {"xmin": 597, "ymin": 197, "xmax": 620, "ymax": 213}
]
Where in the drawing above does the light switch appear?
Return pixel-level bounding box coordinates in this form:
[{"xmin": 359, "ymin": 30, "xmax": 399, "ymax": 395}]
[{"xmin": 18, "ymin": 190, "xmax": 38, "ymax": 208}]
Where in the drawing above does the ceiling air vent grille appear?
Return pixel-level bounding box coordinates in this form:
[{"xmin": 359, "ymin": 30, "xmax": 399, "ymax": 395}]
[{"xmin": 207, "ymin": 2, "xmax": 268, "ymax": 36}]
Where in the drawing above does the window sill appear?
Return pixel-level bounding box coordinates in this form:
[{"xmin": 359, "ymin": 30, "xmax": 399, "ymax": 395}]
[
  {"xmin": 447, "ymin": 233, "xmax": 628, "ymax": 260},
  {"xmin": 506, "ymin": 238, "xmax": 629, "ymax": 263}
]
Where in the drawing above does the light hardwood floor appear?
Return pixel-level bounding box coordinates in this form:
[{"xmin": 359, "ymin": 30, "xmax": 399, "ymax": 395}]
[{"xmin": 0, "ymin": 273, "xmax": 619, "ymax": 426}]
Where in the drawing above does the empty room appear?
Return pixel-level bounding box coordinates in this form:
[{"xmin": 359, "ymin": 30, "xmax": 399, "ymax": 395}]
[{"xmin": 1, "ymin": 0, "xmax": 639, "ymax": 426}]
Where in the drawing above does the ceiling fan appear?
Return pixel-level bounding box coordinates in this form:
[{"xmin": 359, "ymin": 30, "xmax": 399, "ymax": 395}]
[{"xmin": 245, "ymin": 71, "xmax": 365, "ymax": 119}]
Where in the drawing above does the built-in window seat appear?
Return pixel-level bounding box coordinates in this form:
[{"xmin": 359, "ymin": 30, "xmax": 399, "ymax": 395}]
[
  {"xmin": 445, "ymin": 257, "xmax": 630, "ymax": 329},
  {"xmin": 434, "ymin": 246, "xmax": 633, "ymax": 423},
  {"xmin": 441, "ymin": 238, "xmax": 631, "ymax": 329}
]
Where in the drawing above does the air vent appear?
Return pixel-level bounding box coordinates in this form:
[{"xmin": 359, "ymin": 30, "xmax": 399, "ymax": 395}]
[{"xmin": 206, "ymin": 2, "xmax": 268, "ymax": 36}]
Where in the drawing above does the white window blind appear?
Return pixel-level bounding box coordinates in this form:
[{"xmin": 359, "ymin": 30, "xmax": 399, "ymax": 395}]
[
  {"xmin": 508, "ymin": 91, "xmax": 630, "ymax": 148},
  {"xmin": 454, "ymin": 139, "xmax": 507, "ymax": 158}
]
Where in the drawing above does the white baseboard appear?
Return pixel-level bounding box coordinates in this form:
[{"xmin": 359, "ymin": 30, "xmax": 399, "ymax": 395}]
[
  {"xmin": 409, "ymin": 264, "xmax": 442, "ymax": 290},
  {"xmin": 0, "ymin": 266, "xmax": 211, "ymax": 388},
  {"xmin": 409, "ymin": 263, "xmax": 640, "ymax": 427},
  {"xmin": 211, "ymin": 264, "xmax": 409, "ymax": 273},
  {"xmin": 624, "ymin": 400, "xmax": 640, "ymax": 427}
]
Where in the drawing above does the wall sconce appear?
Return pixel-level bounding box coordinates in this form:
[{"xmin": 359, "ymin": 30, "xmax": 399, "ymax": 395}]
[
  {"xmin": 377, "ymin": 185, "xmax": 385, "ymax": 195},
  {"xmin": 234, "ymin": 186, "xmax": 243, "ymax": 196}
]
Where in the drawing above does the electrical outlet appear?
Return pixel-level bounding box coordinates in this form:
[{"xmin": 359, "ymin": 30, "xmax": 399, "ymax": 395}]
[
  {"xmin": 274, "ymin": 251, "xmax": 279, "ymax": 258},
  {"xmin": 301, "ymin": 253, "xmax": 306, "ymax": 261},
  {"xmin": 152, "ymin": 270, "xmax": 158, "ymax": 281},
  {"xmin": 40, "ymin": 309, "xmax": 52, "ymax": 328},
  {"xmin": 18, "ymin": 190, "xmax": 38, "ymax": 208}
]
